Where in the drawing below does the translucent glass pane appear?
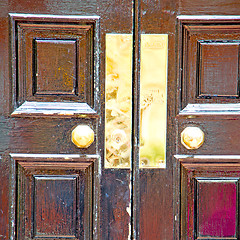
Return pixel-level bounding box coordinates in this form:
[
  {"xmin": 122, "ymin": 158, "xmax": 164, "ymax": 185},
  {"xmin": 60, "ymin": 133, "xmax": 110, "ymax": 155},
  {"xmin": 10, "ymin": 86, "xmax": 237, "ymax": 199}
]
[
  {"xmin": 140, "ymin": 34, "xmax": 168, "ymax": 168},
  {"xmin": 105, "ymin": 34, "xmax": 132, "ymax": 168}
]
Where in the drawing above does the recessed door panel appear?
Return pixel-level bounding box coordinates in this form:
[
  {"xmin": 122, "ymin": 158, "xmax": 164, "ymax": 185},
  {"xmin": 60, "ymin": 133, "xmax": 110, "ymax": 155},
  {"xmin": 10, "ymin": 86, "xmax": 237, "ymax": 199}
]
[
  {"xmin": 198, "ymin": 42, "xmax": 239, "ymax": 97},
  {"xmin": 197, "ymin": 179, "xmax": 237, "ymax": 238},
  {"xmin": 10, "ymin": 14, "xmax": 99, "ymax": 107},
  {"xmin": 179, "ymin": 158, "xmax": 240, "ymax": 239},
  {"xmin": 178, "ymin": 17, "xmax": 240, "ymax": 108},
  {"xmin": 35, "ymin": 39, "xmax": 77, "ymax": 95},
  {"xmin": 11, "ymin": 154, "xmax": 96, "ymax": 239},
  {"xmin": 34, "ymin": 175, "xmax": 78, "ymax": 238}
]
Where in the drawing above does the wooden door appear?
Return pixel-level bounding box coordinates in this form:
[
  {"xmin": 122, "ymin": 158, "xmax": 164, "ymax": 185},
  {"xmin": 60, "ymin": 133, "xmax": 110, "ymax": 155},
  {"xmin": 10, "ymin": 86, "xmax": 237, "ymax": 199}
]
[
  {"xmin": 0, "ymin": 1, "xmax": 135, "ymax": 239},
  {"xmin": 2, "ymin": 0, "xmax": 240, "ymax": 240},
  {"xmin": 176, "ymin": 1, "xmax": 240, "ymax": 240}
]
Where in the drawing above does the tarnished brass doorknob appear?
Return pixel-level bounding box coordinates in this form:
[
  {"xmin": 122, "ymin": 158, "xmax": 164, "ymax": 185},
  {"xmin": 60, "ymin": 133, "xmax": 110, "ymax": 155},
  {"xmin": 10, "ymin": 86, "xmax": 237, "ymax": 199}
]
[
  {"xmin": 71, "ymin": 125, "xmax": 94, "ymax": 148},
  {"xmin": 181, "ymin": 126, "xmax": 204, "ymax": 150}
]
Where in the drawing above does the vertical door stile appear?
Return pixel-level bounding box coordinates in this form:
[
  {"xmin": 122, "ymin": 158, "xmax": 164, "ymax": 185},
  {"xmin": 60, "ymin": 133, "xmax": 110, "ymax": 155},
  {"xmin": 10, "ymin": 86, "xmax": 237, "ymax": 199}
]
[{"xmin": 131, "ymin": 0, "xmax": 141, "ymax": 239}]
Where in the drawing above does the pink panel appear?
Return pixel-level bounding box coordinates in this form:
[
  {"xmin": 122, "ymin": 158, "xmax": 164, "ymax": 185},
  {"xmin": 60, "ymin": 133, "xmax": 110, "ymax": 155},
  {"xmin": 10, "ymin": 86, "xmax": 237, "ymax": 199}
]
[{"xmin": 197, "ymin": 179, "xmax": 237, "ymax": 238}]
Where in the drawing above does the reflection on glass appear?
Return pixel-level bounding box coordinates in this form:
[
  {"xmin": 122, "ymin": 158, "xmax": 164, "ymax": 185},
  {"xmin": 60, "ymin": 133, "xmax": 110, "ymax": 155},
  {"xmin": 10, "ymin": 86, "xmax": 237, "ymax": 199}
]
[
  {"xmin": 105, "ymin": 34, "xmax": 132, "ymax": 168},
  {"xmin": 140, "ymin": 34, "xmax": 168, "ymax": 168}
]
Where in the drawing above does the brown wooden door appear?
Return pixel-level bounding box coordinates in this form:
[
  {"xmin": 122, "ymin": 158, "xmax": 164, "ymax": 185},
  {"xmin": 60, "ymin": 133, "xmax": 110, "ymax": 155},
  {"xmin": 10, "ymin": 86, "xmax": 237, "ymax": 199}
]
[
  {"xmin": 0, "ymin": 1, "xmax": 134, "ymax": 239},
  {"xmin": 176, "ymin": 1, "xmax": 240, "ymax": 238},
  {"xmin": 2, "ymin": 0, "xmax": 240, "ymax": 240}
]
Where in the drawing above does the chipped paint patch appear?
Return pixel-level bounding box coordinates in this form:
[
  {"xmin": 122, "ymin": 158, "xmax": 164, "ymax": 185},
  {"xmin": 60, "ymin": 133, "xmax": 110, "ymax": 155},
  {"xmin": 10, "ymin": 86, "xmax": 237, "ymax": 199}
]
[{"xmin": 127, "ymin": 180, "xmax": 132, "ymax": 240}]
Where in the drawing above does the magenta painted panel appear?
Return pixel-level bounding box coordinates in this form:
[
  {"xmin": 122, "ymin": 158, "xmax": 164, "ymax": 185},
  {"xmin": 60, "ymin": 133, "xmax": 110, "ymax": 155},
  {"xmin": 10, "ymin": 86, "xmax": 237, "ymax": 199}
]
[{"xmin": 197, "ymin": 179, "xmax": 237, "ymax": 238}]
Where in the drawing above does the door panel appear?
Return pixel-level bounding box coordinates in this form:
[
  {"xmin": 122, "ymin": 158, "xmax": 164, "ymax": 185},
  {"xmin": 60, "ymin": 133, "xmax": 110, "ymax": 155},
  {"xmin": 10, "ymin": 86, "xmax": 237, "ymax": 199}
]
[
  {"xmin": 2, "ymin": 0, "xmax": 240, "ymax": 239},
  {"xmin": 179, "ymin": 158, "xmax": 240, "ymax": 239},
  {"xmin": 138, "ymin": 1, "xmax": 177, "ymax": 239},
  {"xmin": 10, "ymin": 13, "xmax": 98, "ymax": 107},
  {"xmin": 8, "ymin": 13, "xmax": 99, "ymax": 239},
  {"xmin": 177, "ymin": 15, "xmax": 240, "ymax": 239},
  {"xmin": 178, "ymin": 17, "xmax": 240, "ymax": 109},
  {"xmin": 98, "ymin": 2, "xmax": 133, "ymax": 238},
  {"xmin": 177, "ymin": 116, "xmax": 240, "ymax": 155},
  {"xmin": 0, "ymin": 1, "xmax": 133, "ymax": 239},
  {"xmin": 12, "ymin": 154, "xmax": 95, "ymax": 239}
]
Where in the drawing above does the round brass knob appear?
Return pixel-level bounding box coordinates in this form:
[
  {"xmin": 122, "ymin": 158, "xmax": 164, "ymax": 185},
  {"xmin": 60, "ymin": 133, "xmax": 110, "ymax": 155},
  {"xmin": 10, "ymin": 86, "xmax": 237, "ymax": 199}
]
[
  {"xmin": 71, "ymin": 125, "xmax": 94, "ymax": 148},
  {"xmin": 181, "ymin": 126, "xmax": 204, "ymax": 150}
]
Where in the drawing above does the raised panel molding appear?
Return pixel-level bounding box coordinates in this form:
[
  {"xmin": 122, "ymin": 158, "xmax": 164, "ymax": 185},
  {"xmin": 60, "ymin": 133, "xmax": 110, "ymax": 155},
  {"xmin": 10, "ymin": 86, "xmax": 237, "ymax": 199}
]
[
  {"xmin": 178, "ymin": 16, "xmax": 240, "ymax": 110},
  {"xmin": 34, "ymin": 39, "xmax": 78, "ymax": 96},
  {"xmin": 196, "ymin": 178, "xmax": 237, "ymax": 238},
  {"xmin": 9, "ymin": 13, "xmax": 100, "ymax": 117},
  {"xmin": 197, "ymin": 41, "xmax": 239, "ymax": 98},
  {"xmin": 177, "ymin": 156, "xmax": 240, "ymax": 240},
  {"xmin": 33, "ymin": 175, "xmax": 78, "ymax": 238},
  {"xmin": 9, "ymin": 154, "xmax": 97, "ymax": 240},
  {"xmin": 10, "ymin": 101, "xmax": 98, "ymax": 118}
]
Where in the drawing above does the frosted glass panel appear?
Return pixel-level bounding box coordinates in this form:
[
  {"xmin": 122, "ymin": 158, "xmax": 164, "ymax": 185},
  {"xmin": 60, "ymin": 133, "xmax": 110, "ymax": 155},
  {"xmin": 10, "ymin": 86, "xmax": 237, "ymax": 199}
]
[
  {"xmin": 105, "ymin": 34, "xmax": 132, "ymax": 168},
  {"xmin": 140, "ymin": 34, "xmax": 168, "ymax": 168}
]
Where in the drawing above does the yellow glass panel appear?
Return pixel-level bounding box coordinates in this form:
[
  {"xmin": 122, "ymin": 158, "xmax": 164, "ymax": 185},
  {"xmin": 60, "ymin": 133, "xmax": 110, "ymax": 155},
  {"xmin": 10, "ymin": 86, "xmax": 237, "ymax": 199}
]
[
  {"xmin": 140, "ymin": 34, "xmax": 168, "ymax": 168},
  {"xmin": 105, "ymin": 34, "xmax": 132, "ymax": 168}
]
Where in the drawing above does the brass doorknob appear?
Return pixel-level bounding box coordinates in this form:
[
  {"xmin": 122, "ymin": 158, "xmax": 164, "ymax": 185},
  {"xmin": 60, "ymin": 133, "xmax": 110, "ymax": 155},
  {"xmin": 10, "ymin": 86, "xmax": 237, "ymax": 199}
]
[
  {"xmin": 181, "ymin": 126, "xmax": 204, "ymax": 150},
  {"xmin": 71, "ymin": 125, "xmax": 94, "ymax": 148}
]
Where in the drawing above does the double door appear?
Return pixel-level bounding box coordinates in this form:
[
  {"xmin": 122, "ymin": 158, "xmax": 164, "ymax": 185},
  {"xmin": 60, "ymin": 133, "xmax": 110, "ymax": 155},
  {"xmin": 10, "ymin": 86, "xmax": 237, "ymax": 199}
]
[{"xmin": 1, "ymin": 0, "xmax": 240, "ymax": 239}]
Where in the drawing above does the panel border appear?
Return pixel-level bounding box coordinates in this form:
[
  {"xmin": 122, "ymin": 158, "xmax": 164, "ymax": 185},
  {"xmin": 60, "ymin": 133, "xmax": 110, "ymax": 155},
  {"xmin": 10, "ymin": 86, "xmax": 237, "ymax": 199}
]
[
  {"xmin": 195, "ymin": 177, "xmax": 238, "ymax": 239},
  {"xmin": 176, "ymin": 155, "xmax": 240, "ymax": 240},
  {"xmin": 9, "ymin": 153, "xmax": 98, "ymax": 240},
  {"xmin": 177, "ymin": 15, "xmax": 240, "ymax": 112},
  {"xmin": 33, "ymin": 38, "xmax": 78, "ymax": 96},
  {"xmin": 9, "ymin": 13, "xmax": 100, "ymax": 117},
  {"xmin": 33, "ymin": 174, "xmax": 78, "ymax": 238},
  {"xmin": 197, "ymin": 40, "xmax": 240, "ymax": 99}
]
